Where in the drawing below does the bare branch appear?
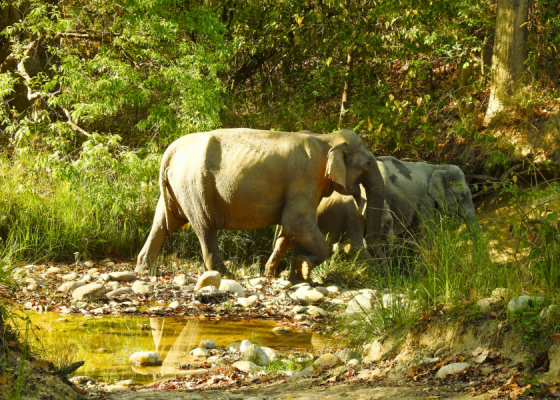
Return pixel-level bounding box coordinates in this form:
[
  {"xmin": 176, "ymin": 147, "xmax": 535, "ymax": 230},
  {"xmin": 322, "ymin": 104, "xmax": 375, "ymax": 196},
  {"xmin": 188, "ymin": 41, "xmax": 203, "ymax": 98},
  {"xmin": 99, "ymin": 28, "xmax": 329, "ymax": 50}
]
[{"xmin": 63, "ymin": 108, "xmax": 91, "ymax": 137}]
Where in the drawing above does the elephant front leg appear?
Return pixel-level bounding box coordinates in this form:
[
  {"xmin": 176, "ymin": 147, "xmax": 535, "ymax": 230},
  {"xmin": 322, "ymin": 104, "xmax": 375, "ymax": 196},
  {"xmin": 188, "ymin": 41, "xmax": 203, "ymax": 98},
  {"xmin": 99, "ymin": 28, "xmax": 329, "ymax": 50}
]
[
  {"xmin": 264, "ymin": 227, "xmax": 291, "ymax": 277},
  {"xmin": 196, "ymin": 228, "xmax": 234, "ymax": 278},
  {"xmin": 136, "ymin": 196, "xmax": 186, "ymax": 275}
]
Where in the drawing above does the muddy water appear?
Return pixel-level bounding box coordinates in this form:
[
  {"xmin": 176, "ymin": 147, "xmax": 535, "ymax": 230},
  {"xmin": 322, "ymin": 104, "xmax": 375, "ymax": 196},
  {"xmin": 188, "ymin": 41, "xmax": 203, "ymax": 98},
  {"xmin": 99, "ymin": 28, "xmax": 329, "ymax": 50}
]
[{"xmin": 27, "ymin": 313, "xmax": 334, "ymax": 385}]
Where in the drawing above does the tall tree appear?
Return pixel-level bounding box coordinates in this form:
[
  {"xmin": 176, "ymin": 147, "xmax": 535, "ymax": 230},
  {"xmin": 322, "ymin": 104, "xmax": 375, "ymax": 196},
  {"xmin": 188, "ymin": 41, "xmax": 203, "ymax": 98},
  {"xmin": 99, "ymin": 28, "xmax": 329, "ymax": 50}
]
[{"xmin": 484, "ymin": 0, "xmax": 529, "ymax": 125}]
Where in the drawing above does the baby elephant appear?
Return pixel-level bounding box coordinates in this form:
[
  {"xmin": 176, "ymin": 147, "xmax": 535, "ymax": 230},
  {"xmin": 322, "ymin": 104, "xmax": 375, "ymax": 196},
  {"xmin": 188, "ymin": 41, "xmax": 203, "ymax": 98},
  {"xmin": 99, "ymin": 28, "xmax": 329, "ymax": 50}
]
[{"xmin": 264, "ymin": 186, "xmax": 394, "ymax": 279}]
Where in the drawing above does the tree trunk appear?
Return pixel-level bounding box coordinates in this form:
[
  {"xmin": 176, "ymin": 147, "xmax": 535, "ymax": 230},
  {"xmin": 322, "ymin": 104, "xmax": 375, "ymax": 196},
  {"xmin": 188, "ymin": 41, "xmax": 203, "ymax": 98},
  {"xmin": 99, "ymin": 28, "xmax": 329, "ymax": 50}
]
[
  {"xmin": 338, "ymin": 46, "xmax": 354, "ymax": 128},
  {"xmin": 483, "ymin": 0, "xmax": 529, "ymax": 126}
]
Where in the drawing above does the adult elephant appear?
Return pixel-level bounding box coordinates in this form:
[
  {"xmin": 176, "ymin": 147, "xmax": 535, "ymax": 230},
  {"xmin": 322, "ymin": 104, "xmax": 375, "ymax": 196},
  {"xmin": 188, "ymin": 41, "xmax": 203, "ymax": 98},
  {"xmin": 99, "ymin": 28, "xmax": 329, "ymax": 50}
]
[
  {"xmin": 377, "ymin": 156, "xmax": 479, "ymax": 236},
  {"xmin": 135, "ymin": 128, "xmax": 385, "ymax": 278},
  {"xmin": 264, "ymin": 187, "xmax": 394, "ymax": 278}
]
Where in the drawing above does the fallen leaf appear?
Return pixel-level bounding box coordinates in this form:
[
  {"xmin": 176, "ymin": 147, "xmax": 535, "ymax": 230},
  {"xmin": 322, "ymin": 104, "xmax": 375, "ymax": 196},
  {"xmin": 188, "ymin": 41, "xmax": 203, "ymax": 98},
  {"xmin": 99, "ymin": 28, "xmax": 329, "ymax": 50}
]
[
  {"xmin": 552, "ymin": 333, "xmax": 560, "ymax": 341},
  {"xmin": 0, "ymin": 373, "xmax": 13, "ymax": 385}
]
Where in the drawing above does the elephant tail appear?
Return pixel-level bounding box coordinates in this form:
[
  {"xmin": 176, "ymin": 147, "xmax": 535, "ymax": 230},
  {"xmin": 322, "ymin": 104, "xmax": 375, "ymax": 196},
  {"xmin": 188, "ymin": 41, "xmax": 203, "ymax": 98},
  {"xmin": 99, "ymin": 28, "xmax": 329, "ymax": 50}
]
[
  {"xmin": 159, "ymin": 160, "xmax": 171, "ymax": 237},
  {"xmin": 272, "ymin": 225, "xmax": 282, "ymax": 250}
]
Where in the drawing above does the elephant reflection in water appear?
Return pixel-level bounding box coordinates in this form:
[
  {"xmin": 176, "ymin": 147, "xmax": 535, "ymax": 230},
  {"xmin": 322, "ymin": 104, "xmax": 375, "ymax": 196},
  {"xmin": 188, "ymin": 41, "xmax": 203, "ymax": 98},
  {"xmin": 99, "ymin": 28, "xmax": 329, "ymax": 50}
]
[{"xmin": 132, "ymin": 318, "xmax": 201, "ymax": 379}]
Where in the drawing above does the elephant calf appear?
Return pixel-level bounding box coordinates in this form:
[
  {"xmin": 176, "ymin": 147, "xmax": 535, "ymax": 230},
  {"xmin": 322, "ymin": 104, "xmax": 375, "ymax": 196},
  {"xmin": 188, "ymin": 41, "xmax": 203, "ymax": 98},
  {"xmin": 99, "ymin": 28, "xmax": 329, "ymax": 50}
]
[{"xmin": 264, "ymin": 186, "xmax": 394, "ymax": 277}]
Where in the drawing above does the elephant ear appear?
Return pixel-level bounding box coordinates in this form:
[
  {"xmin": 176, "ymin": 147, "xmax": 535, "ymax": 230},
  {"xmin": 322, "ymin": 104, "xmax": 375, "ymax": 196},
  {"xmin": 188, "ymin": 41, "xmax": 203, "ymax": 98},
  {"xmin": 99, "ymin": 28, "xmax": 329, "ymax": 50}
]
[
  {"xmin": 428, "ymin": 169, "xmax": 449, "ymax": 208},
  {"xmin": 325, "ymin": 143, "xmax": 348, "ymax": 189}
]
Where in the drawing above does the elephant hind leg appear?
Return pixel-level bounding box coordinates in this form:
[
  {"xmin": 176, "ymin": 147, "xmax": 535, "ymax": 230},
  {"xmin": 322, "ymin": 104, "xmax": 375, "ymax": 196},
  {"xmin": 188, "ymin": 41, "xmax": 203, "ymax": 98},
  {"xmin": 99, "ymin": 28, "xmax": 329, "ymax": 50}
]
[
  {"xmin": 136, "ymin": 195, "xmax": 187, "ymax": 275},
  {"xmin": 194, "ymin": 227, "xmax": 234, "ymax": 277}
]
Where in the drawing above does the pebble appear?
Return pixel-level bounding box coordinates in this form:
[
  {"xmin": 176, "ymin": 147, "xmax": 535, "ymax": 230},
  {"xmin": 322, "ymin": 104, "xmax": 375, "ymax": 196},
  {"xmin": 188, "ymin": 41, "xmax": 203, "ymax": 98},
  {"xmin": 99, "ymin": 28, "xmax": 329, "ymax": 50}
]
[
  {"xmin": 219, "ymin": 279, "xmax": 245, "ymax": 296},
  {"xmin": 45, "ymin": 267, "xmax": 62, "ymax": 275},
  {"xmin": 190, "ymin": 347, "xmax": 211, "ymax": 357},
  {"xmin": 106, "ymin": 287, "xmax": 134, "ymax": 300},
  {"xmin": 195, "ymin": 271, "xmax": 221, "ymax": 290},
  {"xmin": 168, "ymin": 301, "xmax": 180, "ymax": 309},
  {"xmin": 347, "ymin": 359, "xmax": 360, "ymax": 367},
  {"xmin": 507, "ymin": 295, "xmax": 545, "ymax": 312},
  {"xmin": 249, "ymin": 277, "xmax": 268, "ymax": 286},
  {"xmin": 26, "ymin": 283, "xmax": 37, "ymax": 291},
  {"xmin": 314, "ymin": 353, "xmax": 341, "ymax": 368},
  {"xmin": 115, "ymin": 379, "xmax": 136, "ymax": 386},
  {"xmin": 237, "ymin": 295, "xmax": 259, "ymax": 308},
  {"xmin": 62, "ymin": 272, "xmax": 78, "ymax": 281},
  {"xmin": 104, "ymin": 385, "xmax": 131, "ymax": 392},
  {"xmin": 326, "ymin": 285, "xmax": 341, "ymax": 294},
  {"xmin": 295, "ymin": 287, "xmax": 325, "ymax": 303},
  {"xmin": 131, "ymin": 280, "xmax": 152, "ymax": 294},
  {"xmin": 314, "ymin": 286, "xmax": 328, "ymax": 295},
  {"xmin": 335, "ymin": 349, "xmax": 362, "ymax": 363},
  {"xmin": 436, "ymin": 362, "xmax": 470, "ymax": 378},
  {"xmin": 173, "ymin": 274, "xmax": 196, "ymax": 285},
  {"xmin": 72, "ymin": 283, "xmax": 107, "ymax": 300},
  {"xmin": 307, "ymin": 306, "xmax": 327, "ymax": 317},
  {"xmin": 108, "ymin": 271, "xmax": 137, "ymax": 282},
  {"xmin": 274, "ymin": 279, "xmax": 292, "ymax": 289},
  {"xmin": 199, "ymin": 339, "xmax": 215, "ymax": 349},
  {"xmin": 129, "ymin": 351, "xmax": 162, "ymax": 366},
  {"xmin": 232, "ymin": 360, "xmax": 263, "ymax": 373},
  {"xmin": 292, "ymin": 305, "xmax": 308, "ymax": 314},
  {"xmin": 84, "ymin": 261, "xmax": 94, "ymax": 268}
]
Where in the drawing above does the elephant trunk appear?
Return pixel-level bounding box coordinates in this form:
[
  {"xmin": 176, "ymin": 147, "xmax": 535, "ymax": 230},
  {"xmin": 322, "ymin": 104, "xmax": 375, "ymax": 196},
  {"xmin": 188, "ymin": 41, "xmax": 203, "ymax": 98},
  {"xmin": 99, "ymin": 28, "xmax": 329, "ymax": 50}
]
[{"xmin": 362, "ymin": 159, "xmax": 385, "ymax": 250}]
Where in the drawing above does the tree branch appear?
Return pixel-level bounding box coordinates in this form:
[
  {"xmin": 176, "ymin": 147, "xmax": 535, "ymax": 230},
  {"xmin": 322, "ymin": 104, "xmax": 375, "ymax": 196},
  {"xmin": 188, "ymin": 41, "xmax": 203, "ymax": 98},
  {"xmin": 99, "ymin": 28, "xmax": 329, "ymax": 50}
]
[{"xmin": 63, "ymin": 108, "xmax": 91, "ymax": 137}]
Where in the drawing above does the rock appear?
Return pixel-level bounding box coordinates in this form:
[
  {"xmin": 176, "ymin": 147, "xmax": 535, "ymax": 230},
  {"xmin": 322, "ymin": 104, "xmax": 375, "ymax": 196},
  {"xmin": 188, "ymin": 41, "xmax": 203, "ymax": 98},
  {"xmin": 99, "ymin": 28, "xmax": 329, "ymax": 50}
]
[
  {"xmin": 240, "ymin": 340, "xmax": 252, "ymax": 352},
  {"xmin": 62, "ymin": 272, "xmax": 78, "ymax": 281},
  {"xmin": 25, "ymin": 277, "xmax": 45, "ymax": 286},
  {"xmin": 226, "ymin": 342, "xmax": 241, "ymax": 352},
  {"xmin": 292, "ymin": 305, "xmax": 308, "ymax": 314},
  {"xmin": 129, "ymin": 351, "xmax": 162, "ymax": 366},
  {"xmin": 382, "ymin": 293, "xmax": 406, "ymax": 308},
  {"xmin": 45, "ymin": 267, "xmax": 62, "ymax": 275},
  {"xmin": 26, "ymin": 283, "xmax": 37, "ymax": 291},
  {"xmin": 219, "ymin": 279, "xmax": 245, "ymax": 296},
  {"xmin": 104, "ymin": 385, "xmax": 131, "ymax": 393},
  {"xmin": 507, "ymin": 295, "xmax": 545, "ymax": 313},
  {"xmin": 131, "ymin": 280, "xmax": 153, "ymax": 294},
  {"xmin": 326, "ymin": 285, "xmax": 341, "ymax": 294},
  {"xmin": 314, "ymin": 353, "xmax": 341, "ymax": 368},
  {"xmin": 341, "ymin": 290, "xmax": 361, "ymax": 299},
  {"xmin": 105, "ymin": 287, "xmax": 134, "ymax": 301},
  {"xmin": 115, "ymin": 379, "xmax": 136, "ymax": 386},
  {"xmin": 314, "ymin": 286, "xmax": 328, "ymax": 295},
  {"xmin": 172, "ymin": 274, "xmax": 189, "ymax": 285},
  {"xmin": 84, "ymin": 261, "xmax": 94, "ymax": 268},
  {"xmin": 195, "ymin": 271, "xmax": 221, "ymax": 290},
  {"xmin": 100, "ymin": 273, "xmax": 111, "ymax": 282},
  {"xmin": 492, "ymin": 288, "xmax": 513, "ymax": 299},
  {"xmin": 199, "ymin": 339, "xmax": 215, "ymax": 349},
  {"xmin": 199, "ymin": 285, "xmax": 219, "ymax": 293},
  {"xmin": 346, "ymin": 295, "xmax": 374, "ymax": 314},
  {"xmin": 290, "ymin": 293, "xmax": 310, "ymax": 306},
  {"xmin": 294, "ymin": 286, "xmax": 325, "ymax": 304},
  {"xmin": 242, "ymin": 344, "xmax": 270, "ymax": 366},
  {"xmin": 107, "ymin": 281, "xmax": 120, "ymax": 290},
  {"xmin": 232, "ymin": 360, "xmax": 263, "ymax": 373},
  {"xmin": 335, "ymin": 349, "xmax": 362, "ymax": 363},
  {"xmin": 291, "ymin": 282, "xmax": 310, "ymax": 290},
  {"xmin": 274, "ymin": 279, "xmax": 292, "ymax": 289},
  {"xmin": 434, "ymin": 348, "xmax": 445, "ymax": 357},
  {"xmin": 168, "ymin": 301, "xmax": 180, "ymax": 309},
  {"xmin": 108, "ymin": 271, "xmax": 136, "ymax": 282},
  {"xmin": 307, "ymin": 306, "xmax": 327, "ymax": 317},
  {"xmin": 190, "ymin": 347, "xmax": 211, "ymax": 357},
  {"xmin": 72, "ymin": 284, "xmax": 107, "ymax": 300},
  {"xmin": 260, "ymin": 346, "xmax": 277, "ymax": 362},
  {"xmin": 70, "ymin": 376, "xmax": 96, "ymax": 385},
  {"xmin": 434, "ymin": 340, "xmax": 446, "ymax": 351},
  {"xmin": 348, "ymin": 359, "xmax": 360, "ymax": 367},
  {"xmin": 237, "ymin": 295, "xmax": 259, "ymax": 308},
  {"xmin": 272, "ymin": 326, "xmax": 287, "ymax": 335},
  {"xmin": 541, "ymin": 304, "xmax": 559, "ymax": 321},
  {"xmin": 477, "ymin": 297, "xmax": 503, "ymax": 313},
  {"xmin": 436, "ymin": 362, "xmax": 470, "ymax": 378},
  {"xmin": 288, "ymin": 366, "xmax": 315, "ymax": 381}
]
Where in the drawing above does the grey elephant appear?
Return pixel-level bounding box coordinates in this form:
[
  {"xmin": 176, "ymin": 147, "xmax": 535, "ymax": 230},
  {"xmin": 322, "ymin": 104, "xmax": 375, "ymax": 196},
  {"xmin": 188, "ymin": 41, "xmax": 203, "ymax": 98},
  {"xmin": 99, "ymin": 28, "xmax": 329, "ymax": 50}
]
[
  {"xmin": 135, "ymin": 128, "xmax": 385, "ymax": 279},
  {"xmin": 376, "ymin": 156, "xmax": 479, "ymax": 237},
  {"xmin": 264, "ymin": 187, "xmax": 394, "ymax": 277}
]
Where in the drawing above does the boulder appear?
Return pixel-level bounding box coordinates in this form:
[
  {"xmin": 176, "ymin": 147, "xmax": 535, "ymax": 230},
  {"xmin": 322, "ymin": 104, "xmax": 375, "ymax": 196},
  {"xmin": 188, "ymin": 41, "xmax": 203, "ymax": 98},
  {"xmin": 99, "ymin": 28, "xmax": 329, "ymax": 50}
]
[
  {"xmin": 195, "ymin": 271, "xmax": 221, "ymax": 290},
  {"xmin": 129, "ymin": 351, "xmax": 162, "ymax": 366},
  {"xmin": 72, "ymin": 284, "xmax": 107, "ymax": 300},
  {"xmin": 219, "ymin": 279, "xmax": 245, "ymax": 296},
  {"xmin": 314, "ymin": 353, "xmax": 341, "ymax": 368},
  {"xmin": 241, "ymin": 344, "xmax": 270, "ymax": 366},
  {"xmin": 199, "ymin": 339, "xmax": 215, "ymax": 349},
  {"xmin": 131, "ymin": 281, "xmax": 152, "ymax": 294},
  {"xmin": 56, "ymin": 281, "xmax": 85, "ymax": 295},
  {"xmin": 108, "ymin": 272, "xmax": 137, "ymax": 282},
  {"xmin": 507, "ymin": 295, "xmax": 545, "ymax": 313},
  {"xmin": 436, "ymin": 362, "xmax": 470, "ymax": 378},
  {"xmin": 232, "ymin": 360, "xmax": 263, "ymax": 373}
]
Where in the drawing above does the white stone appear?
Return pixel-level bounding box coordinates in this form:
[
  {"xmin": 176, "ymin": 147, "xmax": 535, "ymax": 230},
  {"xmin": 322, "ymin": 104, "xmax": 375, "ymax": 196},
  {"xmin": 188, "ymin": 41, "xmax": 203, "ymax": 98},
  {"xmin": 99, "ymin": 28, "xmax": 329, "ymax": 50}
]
[
  {"xmin": 249, "ymin": 277, "xmax": 268, "ymax": 286},
  {"xmin": 104, "ymin": 385, "xmax": 131, "ymax": 393},
  {"xmin": 168, "ymin": 301, "xmax": 180, "ymax": 309},
  {"xmin": 131, "ymin": 280, "xmax": 152, "ymax": 294},
  {"xmin": 507, "ymin": 295, "xmax": 545, "ymax": 312},
  {"xmin": 45, "ymin": 267, "xmax": 62, "ymax": 275},
  {"xmin": 382, "ymin": 293, "xmax": 406, "ymax": 308},
  {"xmin": 314, "ymin": 353, "xmax": 341, "ymax": 367},
  {"xmin": 274, "ymin": 279, "xmax": 292, "ymax": 289},
  {"xmin": 199, "ymin": 339, "xmax": 215, "ymax": 349},
  {"xmin": 109, "ymin": 272, "xmax": 136, "ymax": 282},
  {"xmin": 492, "ymin": 288, "xmax": 512, "ymax": 299},
  {"xmin": 348, "ymin": 359, "xmax": 360, "ymax": 367},
  {"xmin": 240, "ymin": 340, "xmax": 251, "ymax": 352},
  {"xmin": 326, "ymin": 285, "xmax": 341, "ymax": 294},
  {"xmin": 172, "ymin": 274, "xmax": 189, "ymax": 285},
  {"xmin": 195, "ymin": 271, "xmax": 221, "ymax": 290},
  {"xmin": 62, "ymin": 272, "xmax": 78, "ymax": 281},
  {"xmin": 314, "ymin": 286, "xmax": 328, "ymax": 295},
  {"xmin": 129, "ymin": 351, "xmax": 162, "ymax": 366},
  {"xmin": 290, "ymin": 293, "xmax": 310, "ymax": 306},
  {"xmin": 436, "ymin": 362, "xmax": 470, "ymax": 378},
  {"xmin": 84, "ymin": 261, "xmax": 94, "ymax": 268},
  {"xmin": 232, "ymin": 360, "xmax": 263, "ymax": 373},
  {"xmin": 241, "ymin": 344, "xmax": 270, "ymax": 366},
  {"xmin": 56, "ymin": 281, "xmax": 85, "ymax": 295},
  {"xmin": 106, "ymin": 287, "xmax": 134, "ymax": 300},
  {"xmin": 190, "ymin": 348, "xmax": 211, "ymax": 357},
  {"xmin": 72, "ymin": 284, "xmax": 107, "ymax": 300},
  {"xmin": 199, "ymin": 285, "xmax": 219, "ymax": 293},
  {"xmin": 237, "ymin": 296, "xmax": 258, "ymax": 308},
  {"xmin": 346, "ymin": 295, "xmax": 374, "ymax": 314},
  {"xmin": 292, "ymin": 305, "xmax": 308, "ymax": 314},
  {"xmin": 307, "ymin": 306, "xmax": 327, "ymax": 317},
  {"xmin": 219, "ymin": 279, "xmax": 245, "ymax": 296},
  {"xmin": 477, "ymin": 297, "xmax": 503, "ymax": 313},
  {"xmin": 260, "ymin": 346, "xmax": 277, "ymax": 362}
]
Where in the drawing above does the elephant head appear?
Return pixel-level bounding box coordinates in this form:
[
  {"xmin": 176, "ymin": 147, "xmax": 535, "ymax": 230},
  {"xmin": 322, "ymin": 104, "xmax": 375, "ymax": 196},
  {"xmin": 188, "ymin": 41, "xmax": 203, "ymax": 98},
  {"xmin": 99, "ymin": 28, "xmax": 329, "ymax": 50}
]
[
  {"xmin": 322, "ymin": 130, "xmax": 385, "ymax": 248},
  {"xmin": 427, "ymin": 166, "xmax": 479, "ymax": 229}
]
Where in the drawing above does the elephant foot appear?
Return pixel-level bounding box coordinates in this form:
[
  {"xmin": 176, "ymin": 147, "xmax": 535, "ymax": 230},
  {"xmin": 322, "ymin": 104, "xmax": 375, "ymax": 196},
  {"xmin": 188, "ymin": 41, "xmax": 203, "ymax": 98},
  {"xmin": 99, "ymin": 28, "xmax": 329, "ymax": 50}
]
[
  {"xmin": 301, "ymin": 261, "xmax": 311, "ymax": 280},
  {"xmin": 134, "ymin": 263, "xmax": 150, "ymax": 275}
]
